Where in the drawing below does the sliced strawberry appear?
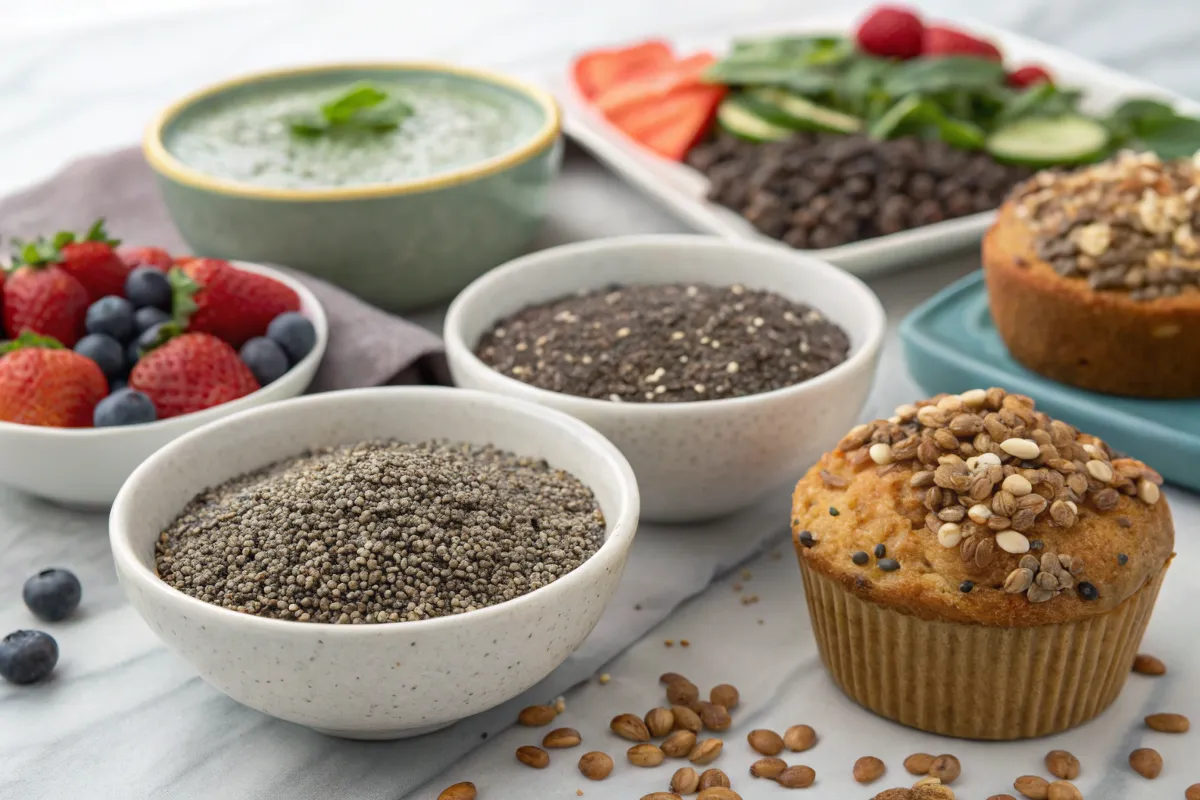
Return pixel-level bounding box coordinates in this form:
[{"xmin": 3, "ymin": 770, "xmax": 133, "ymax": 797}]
[
  {"xmin": 922, "ymin": 25, "xmax": 1002, "ymax": 61},
  {"xmin": 593, "ymin": 52, "xmax": 718, "ymax": 116},
  {"xmin": 571, "ymin": 39, "xmax": 675, "ymax": 101},
  {"xmin": 609, "ymin": 85, "xmax": 726, "ymax": 161}
]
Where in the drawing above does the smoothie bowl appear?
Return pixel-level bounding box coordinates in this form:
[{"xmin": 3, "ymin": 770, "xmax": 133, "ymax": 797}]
[{"xmin": 144, "ymin": 63, "xmax": 563, "ymax": 310}]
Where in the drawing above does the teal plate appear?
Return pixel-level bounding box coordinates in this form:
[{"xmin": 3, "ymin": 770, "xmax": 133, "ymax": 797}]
[{"xmin": 900, "ymin": 272, "xmax": 1200, "ymax": 492}]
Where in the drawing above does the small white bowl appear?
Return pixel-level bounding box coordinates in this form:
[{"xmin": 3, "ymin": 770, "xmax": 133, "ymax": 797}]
[
  {"xmin": 110, "ymin": 387, "xmax": 639, "ymax": 739},
  {"xmin": 444, "ymin": 235, "xmax": 886, "ymax": 522},
  {"xmin": 0, "ymin": 261, "xmax": 327, "ymax": 508}
]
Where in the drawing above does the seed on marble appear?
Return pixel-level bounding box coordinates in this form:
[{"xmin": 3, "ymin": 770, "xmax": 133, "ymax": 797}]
[
  {"xmin": 666, "ymin": 679, "xmax": 700, "ymax": 708},
  {"xmin": 1000, "ymin": 438, "xmax": 1040, "ymax": 460},
  {"xmin": 1086, "ymin": 459, "xmax": 1114, "ymax": 483},
  {"xmin": 671, "ymin": 706, "xmax": 702, "ymax": 734},
  {"xmin": 688, "ymin": 739, "xmax": 723, "ymax": 765},
  {"xmin": 1139, "ymin": 479, "xmax": 1161, "ymax": 504},
  {"xmin": 517, "ymin": 746, "xmax": 550, "ymax": 769},
  {"xmin": 959, "ymin": 580, "xmax": 974, "ymax": 593},
  {"xmin": 777, "ymin": 765, "xmax": 816, "ymax": 788},
  {"xmin": 937, "ymin": 523, "xmax": 963, "ymax": 548},
  {"xmin": 662, "ymin": 729, "xmax": 697, "ymax": 757},
  {"xmin": 1047, "ymin": 781, "xmax": 1082, "ymax": 800},
  {"xmin": 645, "ymin": 708, "xmax": 675, "ymax": 738},
  {"xmin": 611, "ymin": 713, "xmax": 652, "ymax": 742},
  {"xmin": 1045, "ymin": 750, "xmax": 1081, "ymax": 780},
  {"xmin": 870, "ymin": 443, "xmax": 895, "ymax": 465},
  {"xmin": 661, "ymin": 672, "xmax": 689, "ymax": 685},
  {"xmin": 854, "ymin": 756, "xmax": 887, "ymax": 784},
  {"xmin": 519, "ymin": 705, "xmax": 558, "ymax": 726},
  {"xmin": 671, "ymin": 766, "xmax": 700, "ymax": 794},
  {"xmin": 578, "ymin": 751, "xmax": 614, "ymax": 780},
  {"xmin": 1132, "ymin": 653, "xmax": 1166, "ymax": 675},
  {"xmin": 996, "ymin": 530, "xmax": 1031, "ymax": 554},
  {"xmin": 750, "ymin": 757, "xmax": 788, "ymax": 779},
  {"xmin": 1129, "ymin": 748, "xmax": 1163, "ymax": 779},
  {"xmin": 904, "ymin": 754, "xmax": 936, "ymax": 775},
  {"xmin": 784, "ymin": 724, "xmax": 817, "ymax": 752},
  {"xmin": 852, "ymin": 551, "xmax": 870, "ymax": 565},
  {"xmin": 1186, "ymin": 784, "xmax": 1200, "ymax": 800},
  {"xmin": 698, "ymin": 768, "xmax": 731, "ymax": 790},
  {"xmin": 1002, "ymin": 474, "xmax": 1033, "ymax": 496},
  {"xmin": 1145, "ymin": 712, "xmax": 1189, "ymax": 733},
  {"xmin": 543, "ymin": 728, "xmax": 583, "ymax": 748},
  {"xmin": 698, "ymin": 702, "xmax": 731, "ymax": 732},
  {"xmin": 628, "ymin": 743, "xmax": 666, "ymax": 767},
  {"xmin": 748, "ymin": 729, "xmax": 786, "ymax": 756},
  {"xmin": 1014, "ymin": 775, "xmax": 1050, "ymax": 799},
  {"xmin": 709, "ymin": 684, "xmax": 739, "ymax": 710},
  {"xmin": 878, "ymin": 558, "xmax": 901, "ymax": 572},
  {"xmin": 438, "ymin": 782, "xmax": 477, "ymax": 800},
  {"xmin": 928, "ymin": 755, "xmax": 960, "ymax": 784}
]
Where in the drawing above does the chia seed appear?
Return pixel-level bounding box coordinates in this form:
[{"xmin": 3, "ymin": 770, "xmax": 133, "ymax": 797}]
[
  {"xmin": 154, "ymin": 440, "xmax": 606, "ymax": 624},
  {"xmin": 474, "ymin": 283, "xmax": 850, "ymax": 403}
]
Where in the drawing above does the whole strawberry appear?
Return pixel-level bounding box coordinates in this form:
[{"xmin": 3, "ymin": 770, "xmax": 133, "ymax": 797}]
[
  {"xmin": 1007, "ymin": 65, "xmax": 1053, "ymax": 88},
  {"xmin": 4, "ymin": 240, "xmax": 89, "ymax": 347},
  {"xmin": 57, "ymin": 219, "xmax": 130, "ymax": 301},
  {"xmin": 922, "ymin": 25, "xmax": 1002, "ymax": 61},
  {"xmin": 117, "ymin": 245, "xmax": 174, "ymax": 272},
  {"xmin": 173, "ymin": 259, "xmax": 301, "ymax": 348},
  {"xmin": 129, "ymin": 331, "xmax": 260, "ymax": 419},
  {"xmin": 856, "ymin": 5, "xmax": 924, "ymax": 60},
  {"xmin": 0, "ymin": 333, "xmax": 108, "ymax": 428}
]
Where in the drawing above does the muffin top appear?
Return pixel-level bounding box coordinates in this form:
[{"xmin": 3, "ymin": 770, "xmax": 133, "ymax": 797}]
[
  {"xmin": 1005, "ymin": 150, "xmax": 1200, "ymax": 302},
  {"xmin": 792, "ymin": 388, "xmax": 1174, "ymax": 626}
]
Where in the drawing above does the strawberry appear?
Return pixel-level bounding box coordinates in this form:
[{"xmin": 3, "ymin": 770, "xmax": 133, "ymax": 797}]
[
  {"xmin": 3, "ymin": 240, "xmax": 89, "ymax": 347},
  {"xmin": 57, "ymin": 219, "xmax": 130, "ymax": 301},
  {"xmin": 1007, "ymin": 65, "xmax": 1053, "ymax": 88},
  {"xmin": 856, "ymin": 5, "xmax": 924, "ymax": 60},
  {"xmin": 921, "ymin": 25, "xmax": 1002, "ymax": 61},
  {"xmin": 117, "ymin": 245, "xmax": 174, "ymax": 272},
  {"xmin": 0, "ymin": 332, "xmax": 107, "ymax": 428},
  {"xmin": 129, "ymin": 331, "xmax": 259, "ymax": 419},
  {"xmin": 172, "ymin": 259, "xmax": 301, "ymax": 348}
]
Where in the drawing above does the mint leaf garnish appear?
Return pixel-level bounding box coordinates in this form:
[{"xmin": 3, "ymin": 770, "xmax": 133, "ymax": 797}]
[{"xmin": 288, "ymin": 82, "xmax": 413, "ymax": 138}]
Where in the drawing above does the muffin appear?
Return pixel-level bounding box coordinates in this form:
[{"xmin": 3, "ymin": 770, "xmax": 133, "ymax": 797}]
[
  {"xmin": 791, "ymin": 388, "xmax": 1174, "ymax": 740},
  {"xmin": 983, "ymin": 150, "xmax": 1200, "ymax": 398}
]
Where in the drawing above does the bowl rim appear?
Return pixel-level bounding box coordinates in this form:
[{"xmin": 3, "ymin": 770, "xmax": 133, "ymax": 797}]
[
  {"xmin": 443, "ymin": 234, "xmax": 887, "ymax": 414},
  {"xmin": 0, "ymin": 259, "xmax": 329, "ymax": 439},
  {"xmin": 109, "ymin": 386, "xmax": 641, "ymax": 636},
  {"xmin": 143, "ymin": 61, "xmax": 562, "ymax": 202}
]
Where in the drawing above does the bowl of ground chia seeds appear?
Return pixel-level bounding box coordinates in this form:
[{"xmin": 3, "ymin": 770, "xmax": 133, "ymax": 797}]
[
  {"xmin": 445, "ymin": 234, "xmax": 886, "ymax": 522},
  {"xmin": 109, "ymin": 386, "xmax": 638, "ymax": 739}
]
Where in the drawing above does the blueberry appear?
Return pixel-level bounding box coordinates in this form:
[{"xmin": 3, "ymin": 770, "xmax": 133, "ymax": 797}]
[
  {"xmin": 132, "ymin": 321, "xmax": 171, "ymax": 361},
  {"xmin": 94, "ymin": 389, "xmax": 157, "ymax": 427},
  {"xmin": 22, "ymin": 568, "xmax": 82, "ymax": 622},
  {"xmin": 134, "ymin": 306, "xmax": 171, "ymax": 334},
  {"xmin": 239, "ymin": 337, "xmax": 289, "ymax": 385},
  {"xmin": 124, "ymin": 267, "xmax": 172, "ymax": 310},
  {"xmin": 109, "ymin": 379, "xmax": 127, "ymax": 393},
  {"xmin": 0, "ymin": 630, "xmax": 58, "ymax": 685},
  {"xmin": 74, "ymin": 334, "xmax": 126, "ymax": 380},
  {"xmin": 85, "ymin": 296, "xmax": 135, "ymax": 342},
  {"xmin": 266, "ymin": 312, "xmax": 317, "ymax": 364}
]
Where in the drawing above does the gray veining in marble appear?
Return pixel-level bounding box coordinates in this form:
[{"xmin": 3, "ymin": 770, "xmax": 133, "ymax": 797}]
[{"xmin": 1, "ymin": 1, "xmax": 1198, "ymax": 798}]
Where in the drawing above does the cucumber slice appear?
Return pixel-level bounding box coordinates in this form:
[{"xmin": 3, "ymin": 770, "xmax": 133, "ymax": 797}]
[
  {"xmin": 749, "ymin": 88, "xmax": 863, "ymax": 134},
  {"xmin": 716, "ymin": 96, "xmax": 793, "ymax": 142},
  {"xmin": 985, "ymin": 115, "xmax": 1111, "ymax": 167}
]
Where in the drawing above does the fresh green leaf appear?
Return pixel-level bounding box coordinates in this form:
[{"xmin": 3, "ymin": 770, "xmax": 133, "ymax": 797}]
[
  {"xmin": 996, "ymin": 83, "xmax": 1084, "ymax": 126},
  {"xmin": 725, "ymin": 35, "xmax": 852, "ymax": 68},
  {"xmin": 0, "ymin": 331, "xmax": 65, "ymax": 355},
  {"xmin": 869, "ymin": 95, "xmax": 925, "ymax": 140},
  {"xmin": 1138, "ymin": 115, "xmax": 1200, "ymax": 160},
  {"xmin": 869, "ymin": 95, "xmax": 986, "ymax": 148},
  {"xmin": 928, "ymin": 113, "xmax": 986, "ymax": 149},
  {"xmin": 703, "ymin": 61, "xmax": 837, "ymax": 93},
  {"xmin": 882, "ymin": 56, "xmax": 1006, "ymax": 97},
  {"xmin": 82, "ymin": 218, "xmax": 120, "ymax": 246},
  {"xmin": 287, "ymin": 82, "xmax": 413, "ymax": 138},
  {"xmin": 167, "ymin": 266, "xmax": 201, "ymax": 327},
  {"xmin": 835, "ymin": 55, "xmax": 894, "ymax": 117},
  {"xmin": 321, "ymin": 83, "xmax": 389, "ymax": 123},
  {"xmin": 10, "ymin": 237, "xmax": 61, "ymax": 268}
]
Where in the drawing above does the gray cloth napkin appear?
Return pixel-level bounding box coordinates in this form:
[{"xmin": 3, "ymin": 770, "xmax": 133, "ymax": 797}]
[{"xmin": 0, "ymin": 147, "xmax": 447, "ymax": 389}]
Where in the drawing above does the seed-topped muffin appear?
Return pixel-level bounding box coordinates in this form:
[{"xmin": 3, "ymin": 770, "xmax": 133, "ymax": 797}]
[
  {"xmin": 983, "ymin": 150, "xmax": 1200, "ymax": 397},
  {"xmin": 791, "ymin": 388, "xmax": 1174, "ymax": 740}
]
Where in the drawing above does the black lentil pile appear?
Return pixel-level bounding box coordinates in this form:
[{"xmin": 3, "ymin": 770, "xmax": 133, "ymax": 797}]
[
  {"xmin": 475, "ymin": 283, "xmax": 851, "ymax": 403},
  {"xmin": 686, "ymin": 132, "xmax": 1032, "ymax": 248},
  {"xmin": 155, "ymin": 440, "xmax": 606, "ymax": 624}
]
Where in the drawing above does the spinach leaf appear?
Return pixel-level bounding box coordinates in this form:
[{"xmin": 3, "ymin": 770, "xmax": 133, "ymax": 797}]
[
  {"xmin": 997, "ymin": 83, "xmax": 1084, "ymax": 126},
  {"xmin": 882, "ymin": 56, "xmax": 1006, "ymax": 96},
  {"xmin": 1139, "ymin": 116, "xmax": 1200, "ymax": 160},
  {"xmin": 1108, "ymin": 98, "xmax": 1182, "ymax": 138},
  {"xmin": 869, "ymin": 95, "xmax": 986, "ymax": 148},
  {"xmin": 288, "ymin": 82, "xmax": 413, "ymax": 138}
]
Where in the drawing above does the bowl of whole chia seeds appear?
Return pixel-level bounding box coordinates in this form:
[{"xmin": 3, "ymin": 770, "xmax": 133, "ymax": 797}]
[
  {"xmin": 444, "ymin": 234, "xmax": 885, "ymax": 522},
  {"xmin": 109, "ymin": 386, "xmax": 639, "ymax": 739}
]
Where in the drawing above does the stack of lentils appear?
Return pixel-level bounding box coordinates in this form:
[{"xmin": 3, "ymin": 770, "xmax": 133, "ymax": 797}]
[
  {"xmin": 686, "ymin": 132, "xmax": 1031, "ymax": 248},
  {"xmin": 475, "ymin": 282, "xmax": 850, "ymax": 403},
  {"xmin": 155, "ymin": 440, "xmax": 605, "ymax": 623}
]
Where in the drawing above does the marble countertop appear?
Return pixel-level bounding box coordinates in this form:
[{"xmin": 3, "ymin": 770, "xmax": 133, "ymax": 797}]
[{"xmin": 1, "ymin": 1, "xmax": 1198, "ymax": 798}]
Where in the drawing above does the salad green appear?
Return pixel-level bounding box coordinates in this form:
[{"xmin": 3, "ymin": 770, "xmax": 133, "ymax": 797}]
[{"xmin": 704, "ymin": 34, "xmax": 1200, "ymax": 166}]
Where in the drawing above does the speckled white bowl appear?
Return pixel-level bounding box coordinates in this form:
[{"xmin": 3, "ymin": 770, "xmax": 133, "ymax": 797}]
[
  {"xmin": 109, "ymin": 387, "xmax": 639, "ymax": 739},
  {"xmin": 0, "ymin": 261, "xmax": 327, "ymax": 508},
  {"xmin": 445, "ymin": 235, "xmax": 886, "ymax": 523}
]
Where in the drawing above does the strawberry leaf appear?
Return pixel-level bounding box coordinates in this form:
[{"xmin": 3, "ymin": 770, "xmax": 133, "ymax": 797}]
[
  {"xmin": 82, "ymin": 218, "xmax": 121, "ymax": 246},
  {"xmin": 167, "ymin": 266, "xmax": 201, "ymax": 327},
  {"xmin": 132, "ymin": 321, "xmax": 183, "ymax": 358},
  {"xmin": 0, "ymin": 331, "xmax": 65, "ymax": 355},
  {"xmin": 9, "ymin": 237, "xmax": 63, "ymax": 268}
]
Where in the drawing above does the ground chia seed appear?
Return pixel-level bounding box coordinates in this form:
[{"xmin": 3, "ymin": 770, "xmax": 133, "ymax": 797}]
[
  {"xmin": 475, "ymin": 282, "xmax": 851, "ymax": 403},
  {"xmin": 155, "ymin": 440, "xmax": 605, "ymax": 624}
]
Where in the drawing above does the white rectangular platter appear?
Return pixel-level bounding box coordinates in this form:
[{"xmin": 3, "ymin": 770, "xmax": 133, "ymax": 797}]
[{"xmin": 546, "ymin": 13, "xmax": 1196, "ymax": 278}]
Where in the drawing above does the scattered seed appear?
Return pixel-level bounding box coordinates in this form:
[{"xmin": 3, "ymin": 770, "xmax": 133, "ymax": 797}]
[
  {"xmin": 667, "ymin": 679, "xmax": 701, "ymax": 708},
  {"xmin": 660, "ymin": 672, "xmax": 688, "ymax": 685},
  {"xmin": 959, "ymin": 580, "xmax": 974, "ymax": 593},
  {"xmin": 611, "ymin": 713, "xmax": 651, "ymax": 742},
  {"xmin": 642, "ymin": 794, "xmax": 683, "ymax": 800},
  {"xmin": 996, "ymin": 530, "xmax": 1032, "ymax": 554},
  {"xmin": 696, "ymin": 789, "xmax": 741, "ymax": 800},
  {"xmin": 1047, "ymin": 780, "xmax": 1082, "ymax": 800},
  {"xmin": 855, "ymin": 756, "xmax": 887, "ymax": 783},
  {"xmin": 1130, "ymin": 748, "xmax": 1163, "ymax": 779},
  {"xmin": 777, "ymin": 765, "xmax": 816, "ymax": 788},
  {"xmin": 671, "ymin": 706, "xmax": 703, "ymax": 734},
  {"xmin": 698, "ymin": 768, "xmax": 731, "ymax": 789},
  {"xmin": 598, "ymin": 673, "xmax": 611, "ymax": 685},
  {"xmin": 671, "ymin": 766, "xmax": 700, "ymax": 793},
  {"xmin": 1117, "ymin": 553, "xmax": 1129, "ymax": 566},
  {"xmin": 665, "ymin": 640, "xmax": 675, "ymax": 647},
  {"xmin": 904, "ymin": 754, "xmax": 936, "ymax": 775},
  {"xmin": 698, "ymin": 702, "xmax": 732, "ymax": 731},
  {"xmin": 644, "ymin": 707, "xmax": 676, "ymax": 738},
  {"xmin": 784, "ymin": 724, "xmax": 817, "ymax": 752},
  {"xmin": 662, "ymin": 729, "xmax": 698, "ymax": 758},
  {"xmin": 1133, "ymin": 653, "xmax": 1166, "ymax": 675},
  {"xmin": 1077, "ymin": 582, "xmax": 1099, "ymax": 601},
  {"xmin": 1186, "ymin": 784, "xmax": 1200, "ymax": 800},
  {"xmin": 1014, "ymin": 776, "xmax": 1050, "ymax": 799},
  {"xmin": 751, "ymin": 757, "xmax": 788, "ymax": 779},
  {"xmin": 878, "ymin": 558, "xmax": 901, "ymax": 572},
  {"xmin": 519, "ymin": 705, "xmax": 558, "ymax": 727},
  {"xmin": 1044, "ymin": 750, "xmax": 1080, "ymax": 780},
  {"xmin": 554, "ymin": 696, "xmax": 566, "ymax": 714},
  {"xmin": 517, "ymin": 746, "xmax": 550, "ymax": 769},
  {"xmin": 798, "ymin": 531, "xmax": 816, "ymax": 548},
  {"xmin": 543, "ymin": 727, "xmax": 583, "ymax": 749},
  {"xmin": 928, "ymin": 755, "xmax": 960, "ymax": 784},
  {"xmin": 629, "ymin": 743, "xmax": 667, "ymax": 767},
  {"xmin": 1146, "ymin": 713, "xmax": 1190, "ymax": 733},
  {"xmin": 748, "ymin": 729, "xmax": 785, "ymax": 756},
  {"xmin": 688, "ymin": 739, "xmax": 723, "ymax": 765},
  {"xmin": 710, "ymin": 684, "xmax": 740, "ymax": 710},
  {"xmin": 680, "ymin": 639, "xmax": 691, "ymax": 648},
  {"xmin": 437, "ymin": 782, "xmax": 477, "ymax": 800},
  {"xmin": 578, "ymin": 751, "xmax": 614, "ymax": 780},
  {"xmin": 988, "ymin": 796, "xmax": 1018, "ymax": 800},
  {"xmin": 852, "ymin": 550, "xmax": 870, "ymax": 565},
  {"xmin": 829, "ymin": 506, "xmax": 841, "ymax": 516}
]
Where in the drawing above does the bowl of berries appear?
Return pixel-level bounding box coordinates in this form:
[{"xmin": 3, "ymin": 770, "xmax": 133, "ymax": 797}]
[{"xmin": 0, "ymin": 220, "xmax": 328, "ymax": 507}]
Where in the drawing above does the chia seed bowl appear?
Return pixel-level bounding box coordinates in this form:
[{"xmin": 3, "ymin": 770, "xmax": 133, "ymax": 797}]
[
  {"xmin": 444, "ymin": 235, "xmax": 886, "ymax": 523},
  {"xmin": 109, "ymin": 387, "xmax": 639, "ymax": 739}
]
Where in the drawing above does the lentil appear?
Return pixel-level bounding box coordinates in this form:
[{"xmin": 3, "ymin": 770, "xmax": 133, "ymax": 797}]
[
  {"xmin": 476, "ymin": 283, "xmax": 849, "ymax": 403},
  {"xmin": 155, "ymin": 440, "xmax": 603, "ymax": 623}
]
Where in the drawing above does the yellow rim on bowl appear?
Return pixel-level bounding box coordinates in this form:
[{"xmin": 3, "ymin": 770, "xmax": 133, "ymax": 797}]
[{"xmin": 143, "ymin": 61, "xmax": 562, "ymax": 202}]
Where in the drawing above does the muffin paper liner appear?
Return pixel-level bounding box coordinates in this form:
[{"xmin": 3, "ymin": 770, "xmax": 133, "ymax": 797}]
[{"xmin": 798, "ymin": 558, "xmax": 1167, "ymax": 740}]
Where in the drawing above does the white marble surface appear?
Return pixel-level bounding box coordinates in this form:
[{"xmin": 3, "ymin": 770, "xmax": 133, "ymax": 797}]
[{"xmin": 0, "ymin": 1, "xmax": 1198, "ymax": 798}]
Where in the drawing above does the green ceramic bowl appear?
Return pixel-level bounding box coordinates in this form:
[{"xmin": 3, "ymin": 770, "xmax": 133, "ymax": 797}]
[{"xmin": 144, "ymin": 63, "xmax": 562, "ymax": 311}]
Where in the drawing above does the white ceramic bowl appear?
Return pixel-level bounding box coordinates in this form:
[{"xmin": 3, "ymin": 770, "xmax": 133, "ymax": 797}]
[
  {"xmin": 0, "ymin": 261, "xmax": 327, "ymax": 508},
  {"xmin": 444, "ymin": 235, "xmax": 886, "ymax": 523},
  {"xmin": 110, "ymin": 387, "xmax": 639, "ymax": 739}
]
